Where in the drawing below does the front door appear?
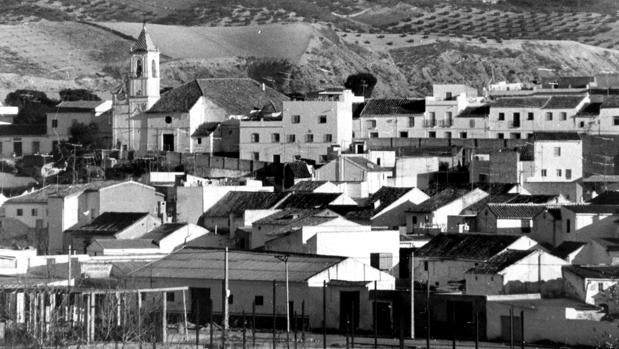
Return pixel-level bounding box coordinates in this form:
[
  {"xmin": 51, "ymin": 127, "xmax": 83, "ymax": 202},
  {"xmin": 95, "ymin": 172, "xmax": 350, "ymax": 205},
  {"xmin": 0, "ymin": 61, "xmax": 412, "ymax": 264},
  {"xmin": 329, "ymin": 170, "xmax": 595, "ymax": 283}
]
[
  {"xmin": 13, "ymin": 140, "xmax": 22, "ymax": 156},
  {"xmin": 162, "ymin": 134, "xmax": 174, "ymax": 151},
  {"xmin": 375, "ymin": 301, "xmax": 392, "ymax": 335},
  {"xmin": 339, "ymin": 291, "xmax": 360, "ymax": 331},
  {"xmin": 190, "ymin": 287, "xmax": 211, "ymax": 325}
]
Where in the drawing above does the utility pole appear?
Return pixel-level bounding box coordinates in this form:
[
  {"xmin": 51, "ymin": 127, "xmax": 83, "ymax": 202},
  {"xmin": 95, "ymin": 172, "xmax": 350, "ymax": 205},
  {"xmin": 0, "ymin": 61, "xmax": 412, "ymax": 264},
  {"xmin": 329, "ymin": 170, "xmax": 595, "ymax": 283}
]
[
  {"xmin": 426, "ymin": 261, "xmax": 431, "ymax": 349},
  {"xmin": 223, "ymin": 247, "xmax": 229, "ymax": 335},
  {"xmin": 67, "ymin": 143, "xmax": 82, "ymax": 184},
  {"xmin": 276, "ymin": 255, "xmax": 290, "ymax": 349},
  {"xmin": 410, "ymin": 250, "xmax": 415, "ymax": 339}
]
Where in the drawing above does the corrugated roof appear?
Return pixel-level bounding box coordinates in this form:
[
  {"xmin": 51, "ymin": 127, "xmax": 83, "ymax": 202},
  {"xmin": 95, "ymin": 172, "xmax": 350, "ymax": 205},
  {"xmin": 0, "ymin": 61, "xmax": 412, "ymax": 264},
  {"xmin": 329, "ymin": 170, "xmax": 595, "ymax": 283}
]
[
  {"xmin": 191, "ymin": 122, "xmax": 220, "ymax": 138},
  {"xmin": 588, "ymin": 191, "xmax": 619, "ymax": 205},
  {"xmin": 415, "ymin": 233, "xmax": 521, "ymax": 260},
  {"xmin": 564, "ymin": 205, "xmax": 619, "ymax": 214},
  {"xmin": 130, "ymin": 248, "xmax": 345, "ymax": 282},
  {"xmin": 131, "ymin": 25, "xmax": 157, "ymax": 52},
  {"xmin": 564, "ymin": 265, "xmax": 619, "ymax": 279},
  {"xmin": 542, "ymin": 95, "xmax": 585, "ymax": 109},
  {"xmin": 141, "ymin": 223, "xmax": 188, "ymax": 243},
  {"xmin": 147, "ymin": 78, "xmax": 289, "ymax": 115},
  {"xmin": 360, "ymin": 99, "xmax": 425, "ymax": 116},
  {"xmin": 487, "ymin": 204, "xmax": 545, "ymax": 218},
  {"xmin": 492, "ymin": 97, "xmax": 549, "ymax": 108},
  {"xmin": 466, "ymin": 250, "xmax": 532, "ymax": 274},
  {"xmin": 408, "ymin": 188, "xmax": 471, "ymax": 213},
  {"xmin": 275, "ymin": 193, "xmax": 343, "ymax": 209},
  {"xmin": 457, "ymin": 105, "xmax": 490, "ymax": 118},
  {"xmin": 0, "ymin": 124, "xmax": 46, "ymax": 136},
  {"xmin": 203, "ymin": 191, "xmax": 287, "ymax": 217},
  {"xmin": 533, "ymin": 132, "xmax": 580, "ymax": 141},
  {"xmin": 66, "ymin": 212, "xmax": 150, "ymax": 236},
  {"xmin": 5, "ymin": 181, "xmax": 122, "ymax": 204},
  {"xmin": 286, "ymin": 180, "xmax": 329, "ymax": 192}
]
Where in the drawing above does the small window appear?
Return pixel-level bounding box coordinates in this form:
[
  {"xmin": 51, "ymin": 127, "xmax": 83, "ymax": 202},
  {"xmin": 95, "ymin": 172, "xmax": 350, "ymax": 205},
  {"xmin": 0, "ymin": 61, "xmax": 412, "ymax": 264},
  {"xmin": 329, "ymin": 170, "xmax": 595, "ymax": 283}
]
[
  {"xmin": 469, "ymin": 119, "xmax": 475, "ymax": 128},
  {"xmin": 560, "ymin": 112, "xmax": 567, "ymax": 121},
  {"xmin": 554, "ymin": 147, "xmax": 561, "ymax": 156},
  {"xmin": 541, "ymin": 169, "xmax": 547, "ymax": 177},
  {"xmin": 366, "ymin": 120, "xmax": 377, "ymax": 129},
  {"xmin": 614, "ymin": 116, "xmax": 619, "ymax": 126},
  {"xmin": 32, "ymin": 141, "xmax": 40, "ymax": 153},
  {"xmin": 271, "ymin": 133, "xmax": 280, "ymax": 143},
  {"xmin": 251, "ymin": 133, "xmax": 260, "ymax": 143},
  {"xmin": 598, "ymin": 283, "xmax": 604, "ymax": 292},
  {"xmin": 197, "ymin": 138, "xmax": 202, "ymax": 145},
  {"xmin": 254, "ymin": 295, "xmax": 264, "ymax": 306},
  {"xmin": 497, "ymin": 133, "xmax": 504, "ymax": 139},
  {"xmin": 318, "ymin": 115, "xmax": 327, "ymax": 124},
  {"xmin": 498, "ymin": 112, "xmax": 505, "ymax": 121},
  {"xmin": 566, "ymin": 169, "xmax": 572, "ymax": 180},
  {"xmin": 305, "ymin": 134, "xmax": 314, "ymax": 143},
  {"xmin": 228, "ymin": 294, "xmax": 234, "ymax": 304},
  {"xmin": 324, "ymin": 134, "xmax": 333, "ymax": 143},
  {"xmin": 428, "ymin": 131, "xmax": 436, "ymax": 138},
  {"xmin": 511, "ymin": 133, "xmax": 521, "ymax": 139},
  {"xmin": 399, "ymin": 131, "xmax": 408, "ymax": 138},
  {"xmin": 287, "ymin": 134, "xmax": 296, "ymax": 143},
  {"xmin": 252, "ymin": 152, "xmax": 259, "ymax": 161},
  {"xmin": 370, "ymin": 132, "xmax": 379, "ymax": 138},
  {"xmin": 408, "ymin": 117, "xmax": 415, "ymax": 127},
  {"xmin": 527, "ymin": 112, "xmax": 534, "ymax": 120},
  {"xmin": 566, "ymin": 219, "xmax": 571, "ymax": 233},
  {"xmin": 165, "ymin": 116, "xmax": 172, "ymax": 124},
  {"xmin": 17, "ymin": 209, "xmax": 23, "ymax": 216},
  {"xmin": 166, "ymin": 292, "xmax": 175, "ymax": 302},
  {"xmin": 460, "ymin": 132, "xmax": 467, "ymax": 139},
  {"xmin": 291, "ymin": 115, "xmax": 301, "ymax": 123},
  {"xmin": 546, "ymin": 112, "xmax": 553, "ymax": 121},
  {"xmin": 31, "ymin": 208, "xmax": 37, "ymax": 217},
  {"xmin": 445, "ymin": 132, "xmax": 452, "ymax": 139},
  {"xmin": 557, "ymin": 169, "xmax": 562, "ymax": 177},
  {"xmin": 52, "ymin": 119, "xmax": 58, "ymax": 128},
  {"xmin": 579, "ymin": 121, "xmax": 585, "ymax": 128}
]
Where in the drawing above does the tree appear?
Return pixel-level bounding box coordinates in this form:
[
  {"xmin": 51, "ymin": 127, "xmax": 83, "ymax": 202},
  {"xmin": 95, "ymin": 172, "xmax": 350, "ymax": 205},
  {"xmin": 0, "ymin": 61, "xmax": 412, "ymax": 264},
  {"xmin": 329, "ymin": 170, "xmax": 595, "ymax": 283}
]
[
  {"xmin": 59, "ymin": 88, "xmax": 101, "ymax": 101},
  {"xmin": 69, "ymin": 121, "xmax": 101, "ymax": 148},
  {"xmin": 4, "ymin": 89, "xmax": 58, "ymax": 124},
  {"xmin": 344, "ymin": 72, "xmax": 377, "ymax": 98}
]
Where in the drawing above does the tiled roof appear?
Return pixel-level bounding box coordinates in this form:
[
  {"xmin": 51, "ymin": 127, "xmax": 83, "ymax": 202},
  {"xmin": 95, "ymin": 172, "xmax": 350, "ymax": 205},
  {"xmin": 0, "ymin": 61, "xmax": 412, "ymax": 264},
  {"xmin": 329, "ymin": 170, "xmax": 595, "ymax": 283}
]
[
  {"xmin": 275, "ymin": 193, "xmax": 343, "ymax": 209},
  {"xmin": 457, "ymin": 105, "xmax": 490, "ymax": 118},
  {"xmin": 460, "ymin": 194, "xmax": 518, "ymax": 214},
  {"xmin": 91, "ymin": 239, "xmax": 158, "ymax": 249},
  {"xmin": 0, "ymin": 124, "xmax": 46, "ymax": 137},
  {"xmin": 519, "ymin": 144, "xmax": 534, "ymax": 161},
  {"xmin": 202, "ymin": 191, "xmax": 287, "ymax": 217},
  {"xmin": 327, "ymin": 205, "xmax": 373, "ymax": 223},
  {"xmin": 540, "ymin": 76, "xmax": 593, "ymax": 89},
  {"xmin": 550, "ymin": 241, "xmax": 586, "ymax": 259},
  {"xmin": 66, "ymin": 212, "xmax": 150, "ymax": 236},
  {"xmin": 370, "ymin": 186, "xmax": 415, "ymax": 214},
  {"xmin": 533, "ymin": 132, "xmax": 580, "ymax": 141},
  {"xmin": 415, "ymin": 233, "xmax": 521, "ymax": 260},
  {"xmin": 360, "ymin": 99, "xmax": 425, "ymax": 116},
  {"xmin": 564, "ymin": 265, "xmax": 619, "ymax": 279},
  {"xmin": 191, "ymin": 122, "xmax": 220, "ymax": 138},
  {"xmin": 576, "ymin": 102, "xmax": 602, "ymax": 117},
  {"xmin": 286, "ymin": 161, "xmax": 312, "ymax": 178},
  {"xmin": 131, "ymin": 26, "xmax": 157, "ymax": 52},
  {"xmin": 408, "ymin": 188, "xmax": 471, "ymax": 213},
  {"xmin": 141, "ymin": 223, "xmax": 188, "ymax": 243},
  {"xmin": 492, "ymin": 97, "xmax": 549, "ymax": 108},
  {"xmin": 286, "ymin": 180, "xmax": 329, "ymax": 192},
  {"xmin": 601, "ymin": 96, "xmax": 619, "ymax": 109},
  {"xmin": 508, "ymin": 194, "xmax": 559, "ymax": 204},
  {"xmin": 564, "ymin": 205, "xmax": 619, "ymax": 214},
  {"xmin": 588, "ymin": 191, "xmax": 619, "ymax": 205},
  {"xmin": 147, "ymin": 78, "xmax": 289, "ymax": 115},
  {"xmin": 487, "ymin": 204, "xmax": 546, "ymax": 218},
  {"xmin": 254, "ymin": 209, "xmax": 336, "ymax": 226},
  {"xmin": 466, "ymin": 250, "xmax": 532, "ymax": 274},
  {"xmin": 542, "ymin": 95, "xmax": 585, "ymax": 109},
  {"xmin": 55, "ymin": 100, "xmax": 105, "ymax": 112},
  {"xmin": 130, "ymin": 248, "xmax": 345, "ymax": 282},
  {"xmin": 4, "ymin": 181, "xmax": 122, "ymax": 204}
]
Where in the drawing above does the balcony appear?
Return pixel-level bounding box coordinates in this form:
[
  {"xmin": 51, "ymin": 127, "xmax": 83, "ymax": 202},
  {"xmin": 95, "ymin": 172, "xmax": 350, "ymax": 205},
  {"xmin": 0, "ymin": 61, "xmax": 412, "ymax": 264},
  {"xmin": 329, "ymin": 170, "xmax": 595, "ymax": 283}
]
[
  {"xmin": 423, "ymin": 120, "xmax": 436, "ymax": 128},
  {"xmin": 438, "ymin": 119, "xmax": 453, "ymax": 127}
]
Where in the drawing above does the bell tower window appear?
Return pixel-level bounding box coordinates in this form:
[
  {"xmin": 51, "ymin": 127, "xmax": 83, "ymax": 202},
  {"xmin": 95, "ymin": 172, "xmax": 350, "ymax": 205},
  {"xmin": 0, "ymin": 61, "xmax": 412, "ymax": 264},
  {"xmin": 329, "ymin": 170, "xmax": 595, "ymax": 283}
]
[
  {"xmin": 136, "ymin": 59, "xmax": 143, "ymax": 78},
  {"xmin": 152, "ymin": 59, "xmax": 158, "ymax": 78}
]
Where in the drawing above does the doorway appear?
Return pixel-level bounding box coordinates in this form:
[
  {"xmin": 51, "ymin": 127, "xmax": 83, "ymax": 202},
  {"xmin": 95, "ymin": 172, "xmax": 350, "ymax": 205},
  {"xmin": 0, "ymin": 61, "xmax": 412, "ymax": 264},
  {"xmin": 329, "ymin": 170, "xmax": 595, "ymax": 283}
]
[
  {"xmin": 162, "ymin": 134, "xmax": 174, "ymax": 151},
  {"xmin": 339, "ymin": 291, "xmax": 360, "ymax": 331},
  {"xmin": 13, "ymin": 139, "xmax": 22, "ymax": 156},
  {"xmin": 190, "ymin": 287, "xmax": 211, "ymax": 325},
  {"xmin": 375, "ymin": 301, "xmax": 392, "ymax": 335}
]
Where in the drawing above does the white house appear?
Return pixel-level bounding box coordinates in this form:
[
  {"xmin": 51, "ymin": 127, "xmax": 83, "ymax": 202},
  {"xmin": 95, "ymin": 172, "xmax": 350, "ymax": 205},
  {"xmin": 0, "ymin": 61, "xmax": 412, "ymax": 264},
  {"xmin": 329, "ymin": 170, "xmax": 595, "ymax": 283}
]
[
  {"xmin": 314, "ymin": 156, "xmax": 392, "ymax": 197},
  {"xmin": 527, "ymin": 132, "xmax": 583, "ymax": 182},
  {"xmin": 355, "ymin": 98, "xmax": 424, "ymax": 139},
  {"xmin": 563, "ymin": 265, "xmax": 619, "ymax": 315},
  {"xmin": 47, "ymin": 100, "xmax": 113, "ymax": 147},
  {"xmin": 557, "ymin": 205, "xmax": 619, "ymax": 245}
]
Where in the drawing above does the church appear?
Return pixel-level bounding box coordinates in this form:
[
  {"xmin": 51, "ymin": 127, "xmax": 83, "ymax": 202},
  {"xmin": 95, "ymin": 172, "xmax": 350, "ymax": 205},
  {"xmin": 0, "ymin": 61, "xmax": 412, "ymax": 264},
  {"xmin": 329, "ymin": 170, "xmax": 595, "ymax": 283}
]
[{"xmin": 111, "ymin": 25, "xmax": 289, "ymax": 155}]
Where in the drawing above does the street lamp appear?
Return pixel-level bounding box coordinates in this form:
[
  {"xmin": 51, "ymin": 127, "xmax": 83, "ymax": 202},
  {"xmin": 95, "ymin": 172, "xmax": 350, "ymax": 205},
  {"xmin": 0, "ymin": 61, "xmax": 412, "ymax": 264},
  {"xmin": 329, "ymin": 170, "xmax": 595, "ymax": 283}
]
[{"xmin": 275, "ymin": 254, "xmax": 290, "ymax": 348}]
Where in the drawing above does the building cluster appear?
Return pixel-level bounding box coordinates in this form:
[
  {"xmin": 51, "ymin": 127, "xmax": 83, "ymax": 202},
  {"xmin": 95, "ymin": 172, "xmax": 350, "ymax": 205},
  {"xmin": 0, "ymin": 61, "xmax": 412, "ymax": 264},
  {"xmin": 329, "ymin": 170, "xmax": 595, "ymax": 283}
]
[{"xmin": 0, "ymin": 26, "xmax": 617, "ymax": 346}]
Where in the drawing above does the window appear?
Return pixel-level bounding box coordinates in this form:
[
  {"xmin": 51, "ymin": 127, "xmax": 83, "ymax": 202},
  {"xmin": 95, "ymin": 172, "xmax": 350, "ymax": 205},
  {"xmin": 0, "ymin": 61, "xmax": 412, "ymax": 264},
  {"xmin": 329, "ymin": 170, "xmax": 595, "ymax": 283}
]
[
  {"xmin": 32, "ymin": 141, "xmax": 40, "ymax": 153},
  {"xmin": 511, "ymin": 133, "xmax": 521, "ymax": 139},
  {"xmin": 446, "ymin": 92, "xmax": 452, "ymax": 100},
  {"xmin": 31, "ymin": 208, "xmax": 37, "ymax": 217},
  {"xmin": 251, "ymin": 133, "xmax": 260, "ymax": 143},
  {"xmin": 497, "ymin": 133, "xmax": 504, "ymax": 139},
  {"xmin": 324, "ymin": 134, "xmax": 333, "ymax": 142},
  {"xmin": 429, "ymin": 131, "xmax": 436, "ymax": 138},
  {"xmin": 228, "ymin": 294, "xmax": 233, "ymax": 304},
  {"xmin": 273, "ymin": 155, "xmax": 280, "ymax": 163},
  {"xmin": 566, "ymin": 169, "xmax": 572, "ymax": 180},
  {"xmin": 579, "ymin": 121, "xmax": 585, "ymax": 128},
  {"xmin": 287, "ymin": 134, "xmax": 296, "ymax": 143},
  {"xmin": 16, "ymin": 209, "xmax": 23, "ymax": 216},
  {"xmin": 498, "ymin": 112, "xmax": 505, "ymax": 121},
  {"xmin": 546, "ymin": 112, "xmax": 553, "ymax": 121},
  {"xmin": 152, "ymin": 59, "xmax": 158, "ymax": 78},
  {"xmin": 271, "ymin": 133, "xmax": 280, "ymax": 143},
  {"xmin": 541, "ymin": 169, "xmax": 547, "ymax": 177},
  {"xmin": 446, "ymin": 111, "xmax": 453, "ymax": 120},
  {"xmin": 252, "ymin": 152, "xmax": 259, "ymax": 161},
  {"xmin": 598, "ymin": 283, "xmax": 604, "ymax": 292},
  {"xmin": 554, "ymin": 147, "xmax": 561, "ymax": 156},
  {"xmin": 614, "ymin": 116, "xmax": 619, "ymax": 126},
  {"xmin": 566, "ymin": 219, "xmax": 571, "ymax": 233},
  {"xmin": 557, "ymin": 169, "xmax": 562, "ymax": 177},
  {"xmin": 254, "ymin": 296, "xmax": 264, "ymax": 306},
  {"xmin": 291, "ymin": 115, "xmax": 301, "ymax": 123},
  {"xmin": 166, "ymin": 292, "xmax": 175, "ymax": 302},
  {"xmin": 318, "ymin": 115, "xmax": 327, "ymax": 124},
  {"xmin": 521, "ymin": 219, "xmax": 531, "ymax": 234},
  {"xmin": 366, "ymin": 120, "xmax": 377, "ymax": 129},
  {"xmin": 136, "ymin": 59, "xmax": 143, "ymax": 77},
  {"xmin": 165, "ymin": 116, "xmax": 172, "ymax": 124},
  {"xmin": 52, "ymin": 119, "xmax": 58, "ymax": 128},
  {"xmin": 305, "ymin": 134, "xmax": 314, "ymax": 143},
  {"xmin": 370, "ymin": 132, "xmax": 379, "ymax": 138},
  {"xmin": 469, "ymin": 119, "xmax": 475, "ymax": 128},
  {"xmin": 560, "ymin": 112, "xmax": 567, "ymax": 120},
  {"xmin": 527, "ymin": 112, "xmax": 534, "ymax": 120},
  {"xmin": 408, "ymin": 117, "xmax": 415, "ymax": 127},
  {"xmin": 460, "ymin": 132, "xmax": 468, "ymax": 139},
  {"xmin": 197, "ymin": 138, "xmax": 204, "ymax": 145},
  {"xmin": 399, "ymin": 131, "xmax": 408, "ymax": 138},
  {"xmin": 445, "ymin": 132, "xmax": 452, "ymax": 139}
]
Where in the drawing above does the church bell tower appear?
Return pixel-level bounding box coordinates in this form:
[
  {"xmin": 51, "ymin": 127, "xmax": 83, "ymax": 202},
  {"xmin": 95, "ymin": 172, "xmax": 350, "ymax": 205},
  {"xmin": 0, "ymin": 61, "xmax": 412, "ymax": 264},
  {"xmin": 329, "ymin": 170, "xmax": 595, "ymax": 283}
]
[{"xmin": 128, "ymin": 24, "xmax": 160, "ymax": 111}]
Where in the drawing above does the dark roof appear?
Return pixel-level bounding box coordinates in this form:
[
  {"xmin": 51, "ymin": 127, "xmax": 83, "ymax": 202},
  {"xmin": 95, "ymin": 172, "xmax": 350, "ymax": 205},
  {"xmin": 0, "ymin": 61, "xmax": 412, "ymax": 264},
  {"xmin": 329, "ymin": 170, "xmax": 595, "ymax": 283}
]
[
  {"xmin": 457, "ymin": 105, "xmax": 490, "ymax": 118},
  {"xmin": 66, "ymin": 212, "xmax": 150, "ymax": 236},
  {"xmin": 487, "ymin": 204, "xmax": 546, "ymax": 218},
  {"xmin": 397, "ymin": 146, "xmax": 462, "ymax": 157},
  {"xmin": 466, "ymin": 250, "xmax": 532, "ymax": 274},
  {"xmin": 370, "ymin": 187, "xmax": 415, "ymax": 214},
  {"xmin": 147, "ymin": 78, "xmax": 289, "ymax": 114},
  {"xmin": 415, "ymin": 233, "xmax": 522, "ymax": 260},
  {"xmin": 508, "ymin": 194, "xmax": 558, "ymax": 204},
  {"xmin": 533, "ymin": 132, "xmax": 580, "ymax": 141},
  {"xmin": 275, "ymin": 193, "xmax": 344, "ymax": 209},
  {"xmin": 594, "ymin": 238, "xmax": 619, "ymax": 251},
  {"xmin": 91, "ymin": 239, "xmax": 158, "ymax": 249},
  {"xmin": 345, "ymin": 157, "xmax": 390, "ymax": 172},
  {"xmin": 141, "ymin": 223, "xmax": 188, "ymax": 243},
  {"xmin": 191, "ymin": 122, "xmax": 220, "ymax": 138},
  {"xmin": 360, "ymin": 99, "xmax": 425, "ymax": 116},
  {"xmin": 203, "ymin": 191, "xmax": 287, "ymax": 217},
  {"xmin": 540, "ymin": 76, "xmax": 593, "ymax": 89},
  {"xmin": 254, "ymin": 209, "xmax": 336, "ymax": 226},
  {"xmin": 576, "ymin": 102, "xmax": 602, "ymax": 117},
  {"xmin": 327, "ymin": 205, "xmax": 373, "ymax": 223},
  {"xmin": 588, "ymin": 191, "xmax": 619, "ymax": 205},
  {"xmin": 408, "ymin": 188, "xmax": 472, "ymax": 213},
  {"xmin": 286, "ymin": 180, "xmax": 330, "ymax": 192},
  {"xmin": 0, "ymin": 124, "xmax": 46, "ymax": 136},
  {"xmin": 493, "ymin": 97, "xmax": 548, "ymax": 108},
  {"xmin": 286, "ymin": 161, "xmax": 312, "ymax": 178},
  {"xmin": 550, "ymin": 241, "xmax": 586, "ymax": 259},
  {"xmin": 5, "ymin": 181, "xmax": 123, "ymax": 204},
  {"xmin": 542, "ymin": 95, "xmax": 585, "ymax": 109},
  {"xmin": 564, "ymin": 265, "xmax": 619, "ymax": 279},
  {"xmin": 519, "ymin": 144, "xmax": 534, "ymax": 161},
  {"xmin": 130, "ymin": 248, "xmax": 345, "ymax": 282},
  {"xmin": 601, "ymin": 96, "xmax": 619, "ymax": 109},
  {"xmin": 131, "ymin": 26, "xmax": 157, "ymax": 52},
  {"xmin": 564, "ymin": 205, "xmax": 619, "ymax": 214}
]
